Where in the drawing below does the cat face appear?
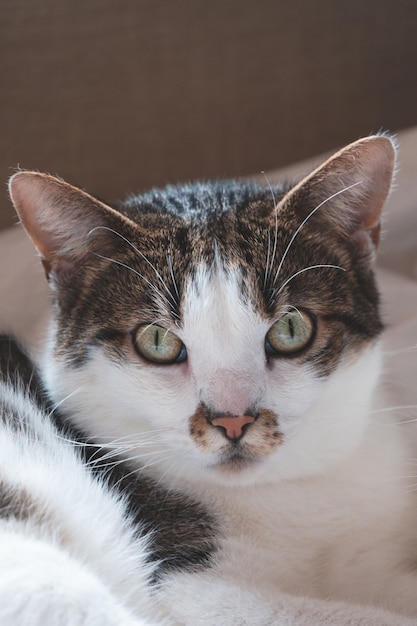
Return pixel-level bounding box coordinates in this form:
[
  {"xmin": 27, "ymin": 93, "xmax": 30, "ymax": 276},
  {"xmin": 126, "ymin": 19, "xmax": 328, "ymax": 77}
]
[{"xmin": 9, "ymin": 135, "xmax": 395, "ymax": 486}]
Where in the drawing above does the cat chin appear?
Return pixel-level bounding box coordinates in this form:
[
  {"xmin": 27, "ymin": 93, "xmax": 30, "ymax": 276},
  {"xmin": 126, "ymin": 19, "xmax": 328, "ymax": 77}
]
[
  {"xmin": 207, "ymin": 465, "xmax": 268, "ymax": 488},
  {"xmin": 147, "ymin": 451, "xmax": 270, "ymax": 489}
]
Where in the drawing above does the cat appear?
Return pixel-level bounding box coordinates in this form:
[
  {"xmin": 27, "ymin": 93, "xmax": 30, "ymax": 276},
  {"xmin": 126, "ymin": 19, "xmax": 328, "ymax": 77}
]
[{"xmin": 2, "ymin": 134, "xmax": 417, "ymax": 625}]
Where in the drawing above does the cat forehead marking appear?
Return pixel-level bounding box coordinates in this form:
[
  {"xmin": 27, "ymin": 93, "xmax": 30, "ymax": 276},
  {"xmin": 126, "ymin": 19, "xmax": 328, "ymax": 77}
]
[{"xmin": 181, "ymin": 262, "xmax": 267, "ymax": 369}]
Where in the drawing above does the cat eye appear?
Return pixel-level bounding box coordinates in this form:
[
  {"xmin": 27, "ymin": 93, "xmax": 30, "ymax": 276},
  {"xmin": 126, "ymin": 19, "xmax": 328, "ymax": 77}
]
[
  {"xmin": 265, "ymin": 310, "xmax": 315, "ymax": 356},
  {"xmin": 133, "ymin": 324, "xmax": 186, "ymax": 365}
]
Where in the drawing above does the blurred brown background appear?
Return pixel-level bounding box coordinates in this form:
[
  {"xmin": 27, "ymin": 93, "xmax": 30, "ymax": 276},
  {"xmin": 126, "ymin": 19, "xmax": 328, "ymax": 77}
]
[{"xmin": 1, "ymin": 0, "xmax": 417, "ymax": 230}]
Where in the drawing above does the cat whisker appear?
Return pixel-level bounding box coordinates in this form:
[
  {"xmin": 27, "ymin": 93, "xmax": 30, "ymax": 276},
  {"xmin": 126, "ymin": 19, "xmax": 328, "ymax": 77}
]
[
  {"xmin": 77, "ymin": 432, "xmax": 169, "ymax": 462},
  {"xmin": 281, "ymin": 304, "xmax": 304, "ymax": 317},
  {"xmin": 136, "ymin": 321, "xmax": 180, "ymax": 345},
  {"xmin": 273, "ymin": 181, "xmax": 362, "ymax": 286},
  {"xmin": 166, "ymin": 253, "xmax": 180, "ymax": 301},
  {"xmin": 84, "ymin": 426, "xmax": 173, "ymax": 445},
  {"xmin": 111, "ymin": 453, "xmax": 174, "ymax": 487},
  {"xmin": 85, "ymin": 437, "xmax": 169, "ymax": 462},
  {"xmin": 51, "ymin": 420, "xmax": 172, "ymax": 457},
  {"xmin": 46, "ymin": 385, "xmax": 86, "ymax": 422},
  {"xmin": 261, "ymin": 171, "xmax": 279, "ymax": 292},
  {"xmin": 86, "ymin": 434, "xmax": 167, "ymax": 456},
  {"xmin": 88, "ymin": 226, "xmax": 179, "ymax": 308},
  {"xmin": 265, "ymin": 230, "xmax": 272, "ymax": 294},
  {"xmin": 382, "ymin": 345, "xmax": 417, "ymax": 356},
  {"xmin": 93, "ymin": 253, "xmax": 175, "ymax": 311},
  {"xmin": 138, "ymin": 307, "xmax": 169, "ymax": 318},
  {"xmin": 276, "ymin": 264, "xmax": 346, "ymax": 295},
  {"xmin": 91, "ymin": 430, "xmax": 171, "ymax": 444},
  {"xmin": 370, "ymin": 404, "xmax": 417, "ymax": 419},
  {"xmin": 88, "ymin": 449, "xmax": 166, "ymax": 472},
  {"xmin": 152, "ymin": 456, "xmax": 190, "ymax": 492}
]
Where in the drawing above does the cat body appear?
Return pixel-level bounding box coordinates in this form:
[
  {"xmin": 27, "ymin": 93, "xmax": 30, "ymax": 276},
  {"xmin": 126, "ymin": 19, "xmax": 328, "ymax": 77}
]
[
  {"xmin": 0, "ymin": 340, "xmax": 156, "ymax": 626},
  {"xmin": 3, "ymin": 135, "xmax": 417, "ymax": 624}
]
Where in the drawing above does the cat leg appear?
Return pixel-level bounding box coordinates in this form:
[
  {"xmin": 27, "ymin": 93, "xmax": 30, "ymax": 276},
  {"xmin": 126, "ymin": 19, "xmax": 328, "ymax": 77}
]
[
  {"xmin": 0, "ymin": 530, "xmax": 161, "ymax": 626},
  {"xmin": 157, "ymin": 570, "xmax": 417, "ymax": 626}
]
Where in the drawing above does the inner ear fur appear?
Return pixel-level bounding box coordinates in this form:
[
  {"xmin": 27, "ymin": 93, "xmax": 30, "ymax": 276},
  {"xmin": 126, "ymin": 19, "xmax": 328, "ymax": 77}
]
[
  {"xmin": 276, "ymin": 135, "xmax": 396, "ymax": 257},
  {"xmin": 9, "ymin": 171, "xmax": 138, "ymax": 279}
]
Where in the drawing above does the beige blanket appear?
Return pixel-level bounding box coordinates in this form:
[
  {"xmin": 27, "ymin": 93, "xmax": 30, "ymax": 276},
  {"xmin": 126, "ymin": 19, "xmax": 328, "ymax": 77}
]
[{"xmin": 1, "ymin": 127, "xmax": 416, "ymax": 409}]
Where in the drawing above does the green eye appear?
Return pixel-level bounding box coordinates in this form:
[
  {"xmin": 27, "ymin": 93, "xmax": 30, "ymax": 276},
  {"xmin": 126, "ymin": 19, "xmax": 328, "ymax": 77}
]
[
  {"xmin": 266, "ymin": 310, "xmax": 314, "ymax": 356},
  {"xmin": 133, "ymin": 324, "xmax": 186, "ymax": 364}
]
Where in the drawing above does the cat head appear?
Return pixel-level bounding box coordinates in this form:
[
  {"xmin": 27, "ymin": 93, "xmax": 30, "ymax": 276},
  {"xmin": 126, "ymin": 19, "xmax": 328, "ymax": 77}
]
[{"xmin": 9, "ymin": 135, "xmax": 395, "ymax": 486}]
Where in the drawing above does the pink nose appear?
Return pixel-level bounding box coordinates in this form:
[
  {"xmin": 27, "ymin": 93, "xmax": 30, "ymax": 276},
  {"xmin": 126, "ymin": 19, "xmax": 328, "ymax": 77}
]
[{"xmin": 211, "ymin": 415, "xmax": 255, "ymax": 441}]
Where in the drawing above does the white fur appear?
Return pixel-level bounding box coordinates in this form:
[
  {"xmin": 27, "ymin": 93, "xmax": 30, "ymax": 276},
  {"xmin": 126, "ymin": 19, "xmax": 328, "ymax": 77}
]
[
  {"xmin": 37, "ymin": 263, "xmax": 417, "ymax": 624},
  {"xmin": 0, "ymin": 381, "xmax": 162, "ymax": 626}
]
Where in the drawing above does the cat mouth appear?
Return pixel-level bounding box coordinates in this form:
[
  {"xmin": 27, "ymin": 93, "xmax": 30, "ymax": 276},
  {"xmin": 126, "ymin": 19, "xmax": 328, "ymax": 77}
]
[
  {"xmin": 214, "ymin": 444, "xmax": 259, "ymax": 472},
  {"xmin": 207, "ymin": 446, "xmax": 274, "ymax": 485}
]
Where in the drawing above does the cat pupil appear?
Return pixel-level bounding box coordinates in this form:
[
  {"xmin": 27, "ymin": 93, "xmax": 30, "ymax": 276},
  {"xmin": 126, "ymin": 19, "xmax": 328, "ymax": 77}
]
[{"xmin": 288, "ymin": 317, "xmax": 295, "ymax": 340}]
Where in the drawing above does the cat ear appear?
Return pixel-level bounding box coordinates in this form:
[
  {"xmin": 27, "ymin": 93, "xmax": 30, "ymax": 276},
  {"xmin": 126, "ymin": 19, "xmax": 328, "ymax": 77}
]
[
  {"xmin": 9, "ymin": 171, "xmax": 136, "ymax": 281},
  {"xmin": 277, "ymin": 134, "xmax": 396, "ymax": 263}
]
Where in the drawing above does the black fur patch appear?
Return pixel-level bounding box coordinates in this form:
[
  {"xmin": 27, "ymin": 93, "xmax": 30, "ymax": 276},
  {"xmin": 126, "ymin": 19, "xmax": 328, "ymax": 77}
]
[
  {"xmin": 82, "ymin": 441, "xmax": 218, "ymax": 579},
  {"xmin": 0, "ymin": 336, "xmax": 46, "ymax": 406}
]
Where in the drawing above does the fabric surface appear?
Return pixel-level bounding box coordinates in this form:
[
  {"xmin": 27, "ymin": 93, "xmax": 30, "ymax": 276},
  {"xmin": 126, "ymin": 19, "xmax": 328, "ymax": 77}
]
[{"xmin": 0, "ymin": 127, "xmax": 416, "ymax": 403}]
